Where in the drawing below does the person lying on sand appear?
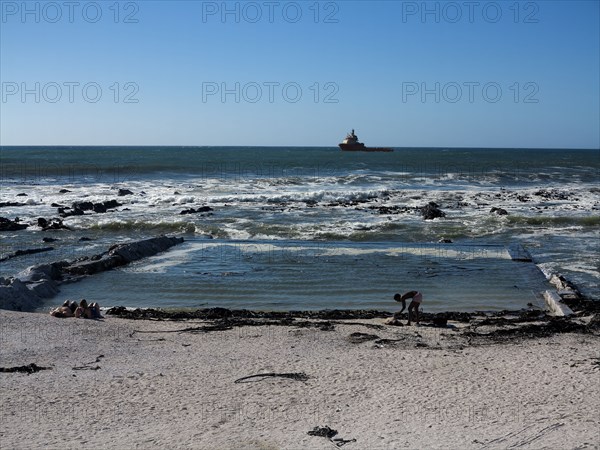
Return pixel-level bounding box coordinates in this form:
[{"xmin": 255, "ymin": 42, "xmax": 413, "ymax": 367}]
[
  {"xmin": 74, "ymin": 299, "xmax": 102, "ymax": 319},
  {"xmin": 49, "ymin": 300, "xmax": 77, "ymax": 318},
  {"xmin": 394, "ymin": 291, "xmax": 423, "ymax": 326}
]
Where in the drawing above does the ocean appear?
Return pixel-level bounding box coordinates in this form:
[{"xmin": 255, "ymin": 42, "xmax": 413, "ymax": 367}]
[{"xmin": 1, "ymin": 146, "xmax": 598, "ymax": 312}]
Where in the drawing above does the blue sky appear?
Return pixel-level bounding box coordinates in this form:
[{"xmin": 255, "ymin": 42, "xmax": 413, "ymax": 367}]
[{"xmin": 1, "ymin": 0, "xmax": 599, "ymax": 147}]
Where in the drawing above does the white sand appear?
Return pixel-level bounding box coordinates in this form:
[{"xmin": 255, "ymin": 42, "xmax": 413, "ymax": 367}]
[{"xmin": 0, "ymin": 310, "xmax": 598, "ymax": 449}]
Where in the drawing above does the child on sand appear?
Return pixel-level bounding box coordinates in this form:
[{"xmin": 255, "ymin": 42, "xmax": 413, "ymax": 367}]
[{"xmin": 394, "ymin": 291, "xmax": 423, "ymax": 326}]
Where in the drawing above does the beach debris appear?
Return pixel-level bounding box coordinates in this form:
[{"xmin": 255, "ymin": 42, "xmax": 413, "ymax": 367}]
[
  {"xmin": 308, "ymin": 426, "xmax": 357, "ymax": 447},
  {"xmin": 234, "ymin": 372, "xmax": 310, "ymax": 383},
  {"xmin": 130, "ymin": 316, "xmax": 335, "ymax": 334},
  {"xmin": 0, "ymin": 363, "xmax": 51, "ymax": 374},
  {"xmin": 72, "ymin": 355, "xmax": 104, "ymax": 371},
  {"xmin": 0, "ymin": 247, "xmax": 54, "ymax": 263},
  {"xmin": 308, "ymin": 426, "xmax": 338, "ymax": 438},
  {"xmin": 347, "ymin": 332, "xmax": 380, "ymax": 344},
  {"xmin": 374, "ymin": 338, "xmax": 405, "ymax": 347},
  {"xmin": 107, "ymin": 307, "xmax": 394, "ymax": 322}
]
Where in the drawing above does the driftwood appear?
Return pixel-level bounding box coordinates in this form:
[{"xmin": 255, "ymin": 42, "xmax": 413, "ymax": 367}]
[
  {"xmin": 234, "ymin": 372, "xmax": 310, "ymax": 383},
  {"xmin": 72, "ymin": 355, "xmax": 104, "ymax": 371},
  {"xmin": 0, "ymin": 363, "xmax": 51, "ymax": 374}
]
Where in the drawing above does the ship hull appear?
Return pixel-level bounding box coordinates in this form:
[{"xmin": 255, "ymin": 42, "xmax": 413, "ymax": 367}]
[{"xmin": 339, "ymin": 144, "xmax": 393, "ymax": 152}]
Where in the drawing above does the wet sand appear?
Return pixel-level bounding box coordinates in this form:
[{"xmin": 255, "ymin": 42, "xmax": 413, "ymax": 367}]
[{"xmin": 0, "ymin": 309, "xmax": 599, "ymax": 449}]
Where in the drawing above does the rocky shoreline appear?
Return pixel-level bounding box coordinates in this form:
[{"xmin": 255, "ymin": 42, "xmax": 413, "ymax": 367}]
[{"xmin": 0, "ymin": 236, "xmax": 184, "ymax": 311}]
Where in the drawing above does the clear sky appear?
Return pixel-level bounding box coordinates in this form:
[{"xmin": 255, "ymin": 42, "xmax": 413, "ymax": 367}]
[{"xmin": 1, "ymin": 0, "xmax": 599, "ymax": 148}]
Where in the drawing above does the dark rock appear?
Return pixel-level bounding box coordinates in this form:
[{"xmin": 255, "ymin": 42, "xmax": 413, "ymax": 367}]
[
  {"xmin": 58, "ymin": 189, "xmax": 71, "ymax": 194},
  {"xmin": 79, "ymin": 237, "xmax": 93, "ymax": 242},
  {"xmin": 438, "ymin": 238, "xmax": 453, "ymax": 243},
  {"xmin": 60, "ymin": 208, "xmax": 84, "ymax": 218},
  {"xmin": 0, "ymin": 217, "xmax": 28, "ymax": 231},
  {"xmin": 42, "ymin": 237, "xmax": 59, "ymax": 243},
  {"xmin": 180, "ymin": 206, "xmax": 214, "ymax": 215},
  {"xmin": 118, "ymin": 188, "xmax": 134, "ymax": 196},
  {"xmin": 588, "ymin": 314, "xmax": 600, "ymax": 331},
  {"xmin": 534, "ymin": 189, "xmax": 570, "ymax": 200},
  {"xmin": 369, "ymin": 205, "xmax": 409, "ymax": 215},
  {"xmin": 347, "ymin": 332, "xmax": 380, "ymax": 343},
  {"xmin": 432, "ymin": 316, "xmax": 449, "ymax": 327},
  {"xmin": 490, "ymin": 207, "xmax": 508, "ymax": 216},
  {"xmin": 65, "ymin": 236, "xmax": 184, "ymax": 276},
  {"xmin": 73, "ymin": 201, "xmax": 94, "ymax": 211},
  {"xmin": 93, "ymin": 203, "xmax": 107, "ymax": 213},
  {"xmin": 103, "ymin": 200, "xmax": 121, "ymax": 209},
  {"xmin": 0, "ymin": 202, "xmax": 26, "ymax": 208},
  {"xmin": 37, "ymin": 218, "xmax": 71, "ymax": 231},
  {"xmin": 16, "ymin": 193, "xmax": 27, "ymax": 197},
  {"xmin": 420, "ymin": 202, "xmax": 446, "ymax": 220},
  {"xmin": 60, "ymin": 199, "xmax": 122, "ymax": 217},
  {"xmin": 50, "ymin": 203, "xmax": 65, "ymax": 208}
]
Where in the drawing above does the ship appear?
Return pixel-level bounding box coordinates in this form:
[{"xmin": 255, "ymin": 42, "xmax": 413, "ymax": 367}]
[{"xmin": 338, "ymin": 129, "xmax": 393, "ymax": 152}]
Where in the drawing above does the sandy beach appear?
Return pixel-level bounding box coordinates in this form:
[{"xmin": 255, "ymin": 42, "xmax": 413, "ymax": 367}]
[{"xmin": 1, "ymin": 309, "xmax": 598, "ymax": 449}]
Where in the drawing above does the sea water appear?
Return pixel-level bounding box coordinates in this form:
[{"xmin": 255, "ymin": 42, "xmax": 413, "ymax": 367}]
[{"xmin": 1, "ymin": 146, "xmax": 598, "ymax": 312}]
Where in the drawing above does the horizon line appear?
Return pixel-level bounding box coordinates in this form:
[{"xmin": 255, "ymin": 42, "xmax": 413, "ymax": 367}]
[{"xmin": 1, "ymin": 145, "xmax": 599, "ymax": 151}]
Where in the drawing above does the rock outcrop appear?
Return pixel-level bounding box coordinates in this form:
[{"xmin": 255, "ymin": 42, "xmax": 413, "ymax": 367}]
[
  {"xmin": 0, "ymin": 217, "xmax": 28, "ymax": 231},
  {"xmin": 0, "ymin": 236, "xmax": 184, "ymax": 311},
  {"xmin": 58, "ymin": 200, "xmax": 122, "ymax": 218},
  {"xmin": 420, "ymin": 202, "xmax": 446, "ymax": 220}
]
